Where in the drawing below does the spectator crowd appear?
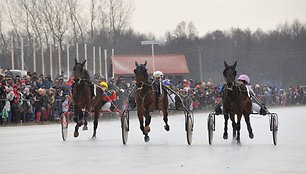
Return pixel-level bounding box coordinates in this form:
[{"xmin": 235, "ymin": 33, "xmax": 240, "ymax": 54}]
[{"xmin": 1, "ymin": 69, "xmax": 305, "ymax": 125}]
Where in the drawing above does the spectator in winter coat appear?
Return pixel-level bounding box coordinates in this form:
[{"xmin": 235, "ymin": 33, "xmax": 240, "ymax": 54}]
[
  {"xmin": 34, "ymin": 88, "xmax": 50, "ymax": 122},
  {"xmin": 22, "ymin": 88, "xmax": 34, "ymax": 122},
  {"xmin": 4, "ymin": 86, "xmax": 14, "ymax": 123}
]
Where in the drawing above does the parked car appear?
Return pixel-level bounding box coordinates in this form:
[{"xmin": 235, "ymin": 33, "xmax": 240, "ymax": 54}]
[{"xmin": 9, "ymin": 70, "xmax": 27, "ymax": 78}]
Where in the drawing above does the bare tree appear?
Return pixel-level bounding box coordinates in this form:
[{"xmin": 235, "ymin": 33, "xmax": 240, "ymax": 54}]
[
  {"xmin": 5, "ymin": 0, "xmax": 21, "ymax": 43},
  {"xmin": 67, "ymin": 0, "xmax": 84, "ymax": 44},
  {"xmin": 90, "ymin": 0, "xmax": 97, "ymax": 41},
  {"xmin": 173, "ymin": 21, "xmax": 188, "ymax": 39},
  {"xmin": 0, "ymin": 4, "xmax": 8, "ymax": 51},
  {"xmin": 39, "ymin": 0, "xmax": 69, "ymax": 50},
  {"xmin": 188, "ymin": 22, "xmax": 198, "ymax": 39},
  {"xmin": 96, "ymin": 0, "xmax": 108, "ymax": 32},
  {"xmin": 107, "ymin": 0, "xmax": 134, "ymax": 47}
]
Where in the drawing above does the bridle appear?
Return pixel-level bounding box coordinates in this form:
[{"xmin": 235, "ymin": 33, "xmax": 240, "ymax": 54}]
[
  {"xmin": 134, "ymin": 64, "xmax": 158, "ymax": 109},
  {"xmin": 73, "ymin": 64, "xmax": 88, "ymax": 84},
  {"xmin": 223, "ymin": 68, "xmax": 236, "ymax": 90},
  {"xmin": 134, "ymin": 64, "xmax": 150, "ymax": 89}
]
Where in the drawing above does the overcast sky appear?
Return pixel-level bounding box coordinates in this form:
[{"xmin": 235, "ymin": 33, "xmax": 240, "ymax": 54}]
[{"xmin": 131, "ymin": 0, "xmax": 306, "ymax": 37}]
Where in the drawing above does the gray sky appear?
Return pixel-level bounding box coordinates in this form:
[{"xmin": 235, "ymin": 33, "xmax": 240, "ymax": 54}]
[{"xmin": 131, "ymin": 0, "xmax": 306, "ymax": 37}]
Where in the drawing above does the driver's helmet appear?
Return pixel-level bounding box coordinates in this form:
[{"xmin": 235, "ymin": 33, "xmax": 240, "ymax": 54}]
[
  {"xmin": 163, "ymin": 79, "xmax": 171, "ymax": 86},
  {"xmin": 237, "ymin": 74, "xmax": 250, "ymax": 85},
  {"xmin": 100, "ymin": 81, "xmax": 108, "ymax": 90},
  {"xmin": 153, "ymin": 71, "xmax": 163, "ymax": 79}
]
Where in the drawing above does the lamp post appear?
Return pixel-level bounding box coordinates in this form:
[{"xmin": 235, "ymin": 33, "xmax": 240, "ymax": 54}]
[{"xmin": 141, "ymin": 40, "xmax": 161, "ymax": 72}]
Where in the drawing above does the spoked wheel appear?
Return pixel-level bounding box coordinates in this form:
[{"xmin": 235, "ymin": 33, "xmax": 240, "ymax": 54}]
[
  {"xmin": 270, "ymin": 113, "xmax": 278, "ymax": 145},
  {"xmin": 186, "ymin": 110, "xmax": 194, "ymax": 145},
  {"xmin": 60, "ymin": 113, "xmax": 69, "ymax": 141},
  {"xmin": 121, "ymin": 108, "xmax": 130, "ymax": 145},
  {"xmin": 207, "ymin": 113, "xmax": 215, "ymax": 145}
]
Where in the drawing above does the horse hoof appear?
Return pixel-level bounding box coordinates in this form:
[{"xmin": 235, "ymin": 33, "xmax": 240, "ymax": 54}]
[
  {"xmin": 83, "ymin": 125, "xmax": 88, "ymax": 131},
  {"xmin": 74, "ymin": 131, "xmax": 79, "ymax": 137},
  {"xmin": 144, "ymin": 126, "xmax": 150, "ymax": 133},
  {"xmin": 249, "ymin": 133, "xmax": 254, "ymax": 139},
  {"xmin": 91, "ymin": 136, "xmax": 96, "ymax": 140},
  {"xmin": 236, "ymin": 138, "xmax": 241, "ymax": 144},
  {"xmin": 233, "ymin": 133, "xmax": 236, "ymax": 139},
  {"xmin": 144, "ymin": 135, "xmax": 150, "ymax": 142},
  {"xmin": 223, "ymin": 133, "xmax": 228, "ymax": 140},
  {"xmin": 164, "ymin": 125, "xmax": 170, "ymax": 131}
]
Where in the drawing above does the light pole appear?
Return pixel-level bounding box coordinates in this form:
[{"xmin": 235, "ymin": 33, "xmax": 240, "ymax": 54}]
[{"xmin": 141, "ymin": 40, "xmax": 161, "ymax": 72}]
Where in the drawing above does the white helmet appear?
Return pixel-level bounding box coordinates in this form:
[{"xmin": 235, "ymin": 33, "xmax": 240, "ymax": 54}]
[{"xmin": 153, "ymin": 71, "xmax": 163, "ymax": 78}]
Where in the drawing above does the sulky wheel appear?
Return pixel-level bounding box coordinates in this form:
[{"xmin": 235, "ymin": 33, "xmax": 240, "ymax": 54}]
[
  {"xmin": 271, "ymin": 113, "xmax": 278, "ymax": 145},
  {"xmin": 207, "ymin": 113, "xmax": 215, "ymax": 145},
  {"xmin": 60, "ymin": 113, "xmax": 69, "ymax": 141},
  {"xmin": 121, "ymin": 109, "xmax": 129, "ymax": 145},
  {"xmin": 186, "ymin": 112, "xmax": 193, "ymax": 145}
]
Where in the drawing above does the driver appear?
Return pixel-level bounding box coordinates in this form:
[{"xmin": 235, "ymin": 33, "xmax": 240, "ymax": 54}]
[
  {"xmin": 153, "ymin": 71, "xmax": 164, "ymax": 109},
  {"xmin": 215, "ymin": 74, "xmax": 267, "ymax": 115},
  {"xmin": 100, "ymin": 81, "xmax": 117, "ymax": 111},
  {"xmin": 236, "ymin": 74, "xmax": 267, "ymax": 115}
]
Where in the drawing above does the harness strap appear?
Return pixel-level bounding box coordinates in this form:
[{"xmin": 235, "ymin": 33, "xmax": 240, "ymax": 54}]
[
  {"xmin": 246, "ymin": 86, "xmax": 250, "ymax": 97},
  {"xmin": 94, "ymin": 84, "xmax": 97, "ymax": 96}
]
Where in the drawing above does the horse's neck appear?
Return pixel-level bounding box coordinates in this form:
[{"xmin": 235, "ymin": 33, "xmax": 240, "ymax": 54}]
[{"xmin": 82, "ymin": 70, "xmax": 91, "ymax": 80}]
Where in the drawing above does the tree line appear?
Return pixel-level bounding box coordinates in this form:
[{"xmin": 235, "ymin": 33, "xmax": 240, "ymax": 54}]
[{"xmin": 0, "ymin": 0, "xmax": 305, "ymax": 87}]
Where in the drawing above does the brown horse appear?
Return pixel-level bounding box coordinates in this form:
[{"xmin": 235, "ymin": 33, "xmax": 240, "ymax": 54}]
[
  {"xmin": 222, "ymin": 61, "xmax": 254, "ymax": 143},
  {"xmin": 72, "ymin": 59, "xmax": 105, "ymax": 138},
  {"xmin": 134, "ymin": 61, "xmax": 169, "ymax": 142}
]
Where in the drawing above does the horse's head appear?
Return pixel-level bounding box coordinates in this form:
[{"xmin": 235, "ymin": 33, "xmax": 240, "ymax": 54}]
[
  {"xmin": 223, "ymin": 61, "xmax": 237, "ymax": 88},
  {"xmin": 134, "ymin": 61, "xmax": 149, "ymax": 87},
  {"xmin": 73, "ymin": 59, "xmax": 86, "ymax": 81}
]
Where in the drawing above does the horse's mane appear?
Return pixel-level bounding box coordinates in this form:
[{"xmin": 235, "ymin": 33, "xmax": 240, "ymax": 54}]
[{"xmin": 83, "ymin": 69, "xmax": 91, "ymax": 80}]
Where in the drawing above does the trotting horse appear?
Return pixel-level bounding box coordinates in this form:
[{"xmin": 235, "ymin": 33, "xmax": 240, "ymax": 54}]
[
  {"xmin": 222, "ymin": 61, "xmax": 254, "ymax": 143},
  {"xmin": 72, "ymin": 59, "xmax": 105, "ymax": 138},
  {"xmin": 134, "ymin": 61, "xmax": 169, "ymax": 142}
]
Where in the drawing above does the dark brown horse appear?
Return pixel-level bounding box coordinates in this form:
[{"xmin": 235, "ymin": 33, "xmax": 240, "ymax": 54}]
[
  {"xmin": 222, "ymin": 61, "xmax": 254, "ymax": 143},
  {"xmin": 134, "ymin": 61, "xmax": 169, "ymax": 142},
  {"xmin": 72, "ymin": 59, "xmax": 105, "ymax": 138}
]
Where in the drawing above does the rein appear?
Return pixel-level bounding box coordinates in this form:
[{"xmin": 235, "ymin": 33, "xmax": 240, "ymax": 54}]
[
  {"xmin": 224, "ymin": 82, "xmax": 246, "ymax": 108},
  {"xmin": 135, "ymin": 79, "xmax": 157, "ymax": 110},
  {"xmin": 75, "ymin": 78, "xmax": 90, "ymax": 84}
]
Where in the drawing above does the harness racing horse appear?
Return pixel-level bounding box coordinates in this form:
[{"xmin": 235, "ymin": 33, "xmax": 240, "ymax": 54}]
[
  {"xmin": 222, "ymin": 61, "xmax": 254, "ymax": 143},
  {"xmin": 134, "ymin": 61, "xmax": 169, "ymax": 142},
  {"xmin": 72, "ymin": 59, "xmax": 105, "ymax": 138}
]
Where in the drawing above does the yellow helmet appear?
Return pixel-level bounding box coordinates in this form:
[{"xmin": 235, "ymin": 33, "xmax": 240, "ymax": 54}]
[{"xmin": 100, "ymin": 81, "xmax": 108, "ymax": 89}]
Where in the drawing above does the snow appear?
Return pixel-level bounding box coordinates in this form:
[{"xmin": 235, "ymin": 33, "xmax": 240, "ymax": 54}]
[{"xmin": 0, "ymin": 106, "xmax": 305, "ymax": 174}]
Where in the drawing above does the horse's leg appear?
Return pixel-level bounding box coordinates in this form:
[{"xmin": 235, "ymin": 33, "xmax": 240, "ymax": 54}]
[
  {"xmin": 137, "ymin": 110, "xmax": 144, "ymax": 133},
  {"xmin": 137, "ymin": 110, "xmax": 148, "ymax": 142},
  {"xmin": 162, "ymin": 98, "xmax": 170, "ymax": 131},
  {"xmin": 236, "ymin": 114, "xmax": 242, "ymax": 143},
  {"xmin": 144, "ymin": 110, "xmax": 151, "ymax": 142},
  {"xmin": 223, "ymin": 113, "xmax": 229, "ymax": 139},
  {"xmin": 83, "ymin": 110, "xmax": 88, "ymax": 130},
  {"xmin": 92, "ymin": 103, "xmax": 102, "ymax": 138},
  {"xmin": 229, "ymin": 114, "xmax": 236, "ymax": 140},
  {"xmin": 74, "ymin": 108, "xmax": 83, "ymax": 138},
  {"xmin": 244, "ymin": 114, "xmax": 254, "ymax": 139},
  {"xmin": 144, "ymin": 110, "xmax": 151, "ymax": 133}
]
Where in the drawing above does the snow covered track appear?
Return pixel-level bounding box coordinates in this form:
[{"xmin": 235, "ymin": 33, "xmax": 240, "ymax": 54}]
[{"xmin": 0, "ymin": 106, "xmax": 305, "ymax": 174}]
